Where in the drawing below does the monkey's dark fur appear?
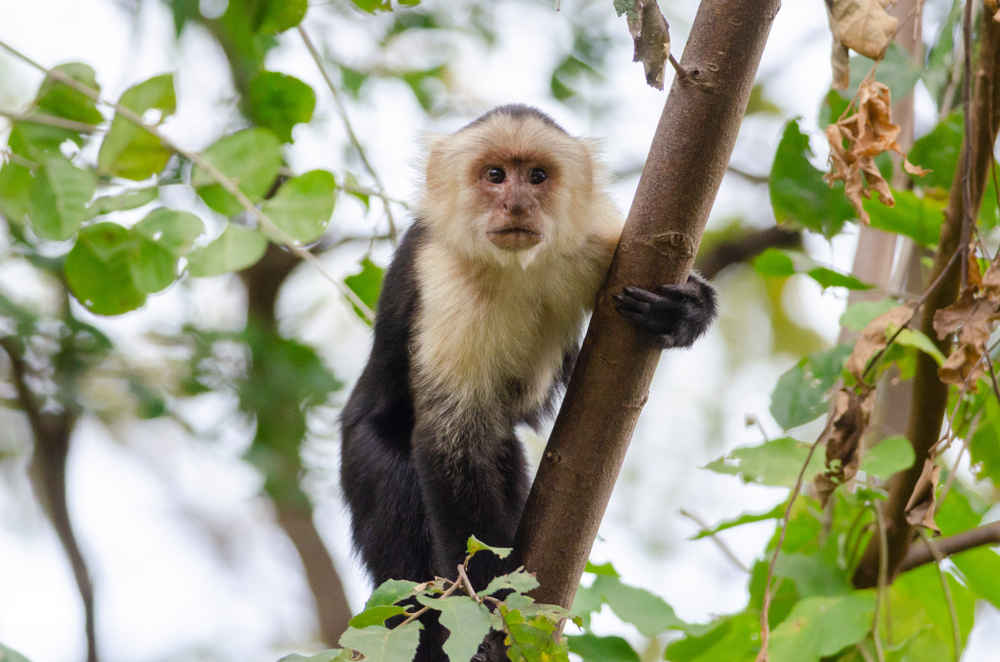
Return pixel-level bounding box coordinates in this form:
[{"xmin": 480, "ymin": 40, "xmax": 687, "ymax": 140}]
[{"xmin": 340, "ymin": 106, "xmax": 716, "ymax": 661}]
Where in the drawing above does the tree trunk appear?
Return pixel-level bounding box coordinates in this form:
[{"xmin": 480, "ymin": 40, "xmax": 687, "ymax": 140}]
[{"xmin": 513, "ymin": 0, "xmax": 780, "ymax": 608}]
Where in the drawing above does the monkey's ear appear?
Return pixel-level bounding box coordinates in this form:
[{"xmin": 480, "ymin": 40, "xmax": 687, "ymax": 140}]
[{"xmin": 420, "ymin": 132, "xmax": 450, "ymax": 196}]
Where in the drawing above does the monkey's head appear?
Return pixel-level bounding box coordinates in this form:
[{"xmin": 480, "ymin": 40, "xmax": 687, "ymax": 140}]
[{"xmin": 419, "ymin": 105, "xmax": 607, "ymax": 267}]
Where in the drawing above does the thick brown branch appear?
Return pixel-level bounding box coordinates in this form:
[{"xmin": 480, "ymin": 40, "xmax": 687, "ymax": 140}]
[
  {"xmin": 899, "ymin": 522, "xmax": 1000, "ymax": 572},
  {"xmin": 513, "ymin": 0, "xmax": 780, "ymax": 608},
  {"xmin": 853, "ymin": 12, "xmax": 1000, "ymax": 589},
  {"xmin": 695, "ymin": 226, "xmax": 800, "ymax": 280}
]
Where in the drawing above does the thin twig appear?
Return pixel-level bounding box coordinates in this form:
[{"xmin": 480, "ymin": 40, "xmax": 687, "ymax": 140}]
[
  {"xmin": 297, "ymin": 25, "xmax": 398, "ymax": 243},
  {"xmin": 872, "ymin": 506, "xmax": 888, "ymax": 662},
  {"xmin": 984, "ymin": 347, "xmax": 1000, "ymax": 409},
  {"xmin": 0, "ymin": 147, "xmax": 38, "ymax": 170},
  {"xmin": 456, "ymin": 564, "xmax": 480, "ymax": 600},
  {"xmin": 0, "ymin": 107, "xmax": 101, "ymax": 133},
  {"xmin": 754, "ymin": 438, "xmax": 824, "ymax": 662},
  {"xmin": 668, "ymin": 53, "xmax": 686, "ymax": 80},
  {"xmin": 0, "ymin": 39, "xmax": 374, "ymax": 323},
  {"xmin": 919, "ymin": 531, "xmax": 962, "ymax": 662},
  {"xmin": 679, "ymin": 508, "xmax": 750, "ymax": 573},
  {"xmin": 399, "ymin": 577, "xmax": 464, "ymax": 626}
]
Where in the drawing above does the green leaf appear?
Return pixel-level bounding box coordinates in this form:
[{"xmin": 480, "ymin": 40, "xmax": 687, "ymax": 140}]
[
  {"xmin": 690, "ymin": 504, "xmax": 786, "ymax": 540},
  {"xmin": 770, "ymin": 344, "xmax": 852, "ymax": 430},
  {"xmin": 0, "ymin": 643, "xmax": 32, "ymax": 662},
  {"xmin": 847, "ymin": 44, "xmax": 923, "ymax": 101},
  {"xmin": 583, "ymin": 561, "xmax": 619, "ymax": 576},
  {"xmin": 349, "ymin": 605, "xmax": 406, "ymax": 629},
  {"xmin": 970, "ymin": 396, "xmax": 1000, "ymax": 483},
  {"xmin": 129, "ymin": 209, "xmax": 204, "ymax": 293},
  {"xmin": 192, "ymin": 129, "xmax": 281, "ymax": 216},
  {"xmin": 97, "ymin": 74, "xmax": 176, "ymax": 180},
  {"xmin": 366, "ymin": 579, "xmax": 419, "ymax": 608},
  {"xmin": 752, "ymin": 249, "xmax": 871, "ymax": 290},
  {"xmin": 865, "ymin": 189, "xmax": 945, "ymax": 247},
  {"xmin": 569, "ymin": 582, "xmax": 604, "ymax": 630},
  {"xmin": 351, "ymin": 0, "xmax": 393, "ymax": 13},
  {"xmin": 185, "ymin": 224, "xmax": 268, "ymax": 277},
  {"xmin": 768, "ymin": 592, "xmax": 876, "ymax": 662},
  {"xmin": 66, "ymin": 222, "xmax": 146, "ymax": 314},
  {"xmin": 34, "ymin": 62, "xmax": 104, "ymax": 125},
  {"xmin": 839, "ymin": 299, "xmax": 900, "ymax": 331},
  {"xmin": 479, "ymin": 568, "xmax": 539, "ymax": 598},
  {"xmin": 889, "ymin": 565, "xmax": 976, "ymax": 659},
  {"xmin": 28, "ymin": 155, "xmax": 97, "ymax": 240},
  {"xmin": 249, "ymin": 72, "xmax": 316, "ymax": 143},
  {"xmin": 907, "ymin": 113, "xmax": 962, "ymax": 190},
  {"xmin": 953, "ymin": 547, "xmax": 1000, "ymax": 610},
  {"xmin": 257, "ymin": 0, "xmax": 307, "ymax": 33},
  {"xmin": 338, "ymin": 622, "xmax": 422, "ymax": 662},
  {"xmin": 588, "ymin": 575, "xmax": 687, "ymax": 637},
  {"xmin": 0, "ymin": 160, "xmax": 32, "ymax": 223},
  {"xmin": 466, "ymin": 534, "xmax": 512, "ymax": 559},
  {"xmin": 893, "ymin": 329, "xmax": 946, "ymax": 365},
  {"xmin": 567, "ymin": 634, "xmax": 639, "ymax": 662},
  {"xmin": 663, "ymin": 612, "xmax": 760, "ymax": 662},
  {"xmin": 859, "ymin": 436, "xmax": 915, "ymax": 480},
  {"xmin": 344, "ymin": 257, "xmax": 384, "ymax": 321},
  {"xmin": 773, "ymin": 553, "xmax": 851, "ymax": 598},
  {"xmin": 260, "ymin": 170, "xmax": 335, "ymax": 244},
  {"xmin": 703, "ymin": 437, "xmax": 825, "ymax": 487},
  {"xmin": 501, "ymin": 609, "xmax": 568, "ymax": 662},
  {"xmin": 416, "ymin": 595, "xmax": 492, "ymax": 662},
  {"xmin": 88, "ymin": 187, "xmax": 159, "ymax": 215},
  {"xmin": 276, "ymin": 651, "xmax": 350, "ymax": 662},
  {"xmin": 769, "ymin": 119, "xmax": 855, "ymax": 239}
]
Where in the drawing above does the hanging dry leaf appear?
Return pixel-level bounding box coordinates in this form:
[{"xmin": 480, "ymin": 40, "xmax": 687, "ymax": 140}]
[
  {"xmin": 903, "ymin": 159, "xmax": 931, "ymax": 176},
  {"xmin": 845, "ymin": 302, "xmax": 917, "ymax": 381},
  {"xmin": 622, "ymin": 0, "xmax": 671, "ymax": 90},
  {"xmin": 904, "ymin": 459, "xmax": 941, "ymax": 535},
  {"xmin": 938, "ymin": 342, "xmax": 985, "ymax": 389},
  {"xmin": 814, "ymin": 386, "xmax": 877, "ymax": 507},
  {"xmin": 823, "ymin": 80, "xmax": 929, "ymax": 223},
  {"xmin": 968, "ymin": 248, "xmax": 984, "ymax": 289},
  {"xmin": 982, "ymin": 263, "xmax": 1000, "ymax": 302},
  {"xmin": 933, "ymin": 289, "xmax": 1000, "ymax": 347},
  {"xmin": 826, "ymin": 0, "xmax": 898, "ymax": 60}
]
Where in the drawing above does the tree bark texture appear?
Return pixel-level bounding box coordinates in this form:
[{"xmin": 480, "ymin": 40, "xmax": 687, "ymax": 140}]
[
  {"xmin": 853, "ymin": 11, "xmax": 1000, "ymax": 589},
  {"xmin": 513, "ymin": 0, "xmax": 781, "ymax": 608}
]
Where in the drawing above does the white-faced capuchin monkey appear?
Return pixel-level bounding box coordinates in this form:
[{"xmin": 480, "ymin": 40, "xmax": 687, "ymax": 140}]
[{"xmin": 340, "ymin": 105, "xmax": 716, "ymax": 661}]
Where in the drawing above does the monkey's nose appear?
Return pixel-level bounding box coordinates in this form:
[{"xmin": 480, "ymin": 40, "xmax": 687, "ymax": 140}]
[{"xmin": 507, "ymin": 202, "xmax": 530, "ymax": 217}]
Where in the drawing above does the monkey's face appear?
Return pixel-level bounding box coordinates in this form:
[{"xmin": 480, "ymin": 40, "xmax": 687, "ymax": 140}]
[{"xmin": 476, "ymin": 161, "xmax": 552, "ymax": 252}]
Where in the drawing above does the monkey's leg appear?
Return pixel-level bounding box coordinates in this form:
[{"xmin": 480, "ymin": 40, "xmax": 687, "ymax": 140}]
[
  {"xmin": 411, "ymin": 424, "xmax": 528, "ymax": 589},
  {"xmin": 612, "ymin": 273, "xmax": 718, "ymax": 348},
  {"xmin": 340, "ymin": 420, "xmax": 436, "ymax": 585}
]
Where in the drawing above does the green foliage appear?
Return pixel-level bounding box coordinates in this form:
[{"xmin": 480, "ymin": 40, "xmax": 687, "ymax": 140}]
[
  {"xmin": 0, "ymin": 643, "xmax": 32, "ymax": 662},
  {"xmin": 260, "ymin": 170, "xmax": 336, "ymax": 244},
  {"xmin": 35, "ymin": 62, "xmax": 104, "ymax": 125},
  {"xmin": 703, "ymin": 437, "xmax": 825, "ymax": 487},
  {"xmin": 753, "ymin": 248, "xmax": 872, "ymax": 291},
  {"xmin": 769, "ymin": 344, "xmax": 852, "ymax": 430},
  {"xmin": 185, "ymin": 225, "xmax": 268, "ymax": 277},
  {"xmin": 344, "ymin": 257, "xmax": 385, "ymax": 322},
  {"xmin": 566, "ymin": 633, "xmax": 640, "ymax": 662},
  {"xmin": 769, "ymin": 119, "xmax": 854, "ymax": 238},
  {"xmin": 248, "ymin": 71, "xmax": 316, "ymax": 142},
  {"xmin": 664, "ymin": 612, "xmax": 760, "ymax": 662},
  {"xmin": 859, "ymin": 436, "xmax": 915, "ymax": 480},
  {"xmin": 864, "ymin": 189, "xmax": 945, "ymax": 247},
  {"xmin": 97, "ymin": 74, "xmax": 177, "ymax": 180},
  {"xmin": 846, "ymin": 44, "xmax": 923, "ymax": 101},
  {"xmin": 572, "ymin": 572, "xmax": 688, "ymax": 637},
  {"xmin": 192, "ymin": 129, "xmax": 282, "ymax": 216},
  {"xmin": 29, "ymin": 155, "xmax": 97, "ymax": 241},
  {"xmin": 768, "ymin": 592, "xmax": 875, "ymax": 662}
]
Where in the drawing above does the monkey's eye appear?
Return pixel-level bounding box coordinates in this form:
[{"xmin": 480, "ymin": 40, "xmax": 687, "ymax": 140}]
[
  {"xmin": 528, "ymin": 168, "xmax": 547, "ymax": 185},
  {"xmin": 485, "ymin": 167, "xmax": 506, "ymax": 184}
]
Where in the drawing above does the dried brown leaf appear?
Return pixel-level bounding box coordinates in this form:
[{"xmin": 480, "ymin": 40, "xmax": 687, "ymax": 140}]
[
  {"xmin": 969, "ymin": 249, "xmax": 984, "ymax": 289},
  {"xmin": 625, "ymin": 0, "xmax": 671, "ymax": 90},
  {"xmin": 904, "ymin": 460, "xmax": 941, "ymax": 535},
  {"xmin": 983, "ymin": 263, "xmax": 1000, "ymax": 302},
  {"xmin": 903, "ymin": 158, "xmax": 931, "ymax": 176},
  {"xmin": 815, "ymin": 386, "xmax": 877, "ymax": 507},
  {"xmin": 933, "ymin": 290, "xmax": 1000, "ymax": 347},
  {"xmin": 831, "ymin": 39, "xmax": 851, "ymax": 90},
  {"xmin": 826, "ymin": 0, "xmax": 898, "ymax": 59},
  {"xmin": 845, "ymin": 303, "xmax": 917, "ymax": 381},
  {"xmin": 938, "ymin": 343, "xmax": 985, "ymax": 389}
]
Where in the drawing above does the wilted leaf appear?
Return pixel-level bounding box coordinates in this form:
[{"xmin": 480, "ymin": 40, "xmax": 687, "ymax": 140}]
[
  {"xmin": 933, "ymin": 290, "xmax": 1000, "ymax": 347},
  {"xmin": 938, "ymin": 342, "xmax": 985, "ymax": 389},
  {"xmin": 844, "ymin": 302, "xmax": 916, "ymax": 380},
  {"xmin": 617, "ymin": 0, "xmax": 671, "ymax": 90},
  {"xmin": 904, "ymin": 459, "xmax": 941, "ymax": 534},
  {"xmin": 826, "ymin": 0, "xmax": 897, "ymax": 60},
  {"xmin": 815, "ymin": 386, "xmax": 877, "ymax": 507}
]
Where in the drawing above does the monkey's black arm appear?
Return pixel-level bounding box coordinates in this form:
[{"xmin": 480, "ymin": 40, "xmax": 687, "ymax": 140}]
[{"xmin": 612, "ymin": 273, "xmax": 717, "ymax": 348}]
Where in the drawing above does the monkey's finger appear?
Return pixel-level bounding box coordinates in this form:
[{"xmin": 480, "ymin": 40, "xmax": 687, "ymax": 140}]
[
  {"xmin": 655, "ymin": 283, "xmax": 701, "ymax": 302},
  {"xmin": 613, "ymin": 296, "xmax": 652, "ymax": 315},
  {"xmin": 615, "ymin": 307, "xmax": 650, "ymax": 325},
  {"xmin": 621, "ymin": 286, "xmax": 663, "ymax": 304}
]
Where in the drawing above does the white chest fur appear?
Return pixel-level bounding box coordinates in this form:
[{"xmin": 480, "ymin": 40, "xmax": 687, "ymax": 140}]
[{"xmin": 411, "ymin": 240, "xmax": 606, "ymax": 416}]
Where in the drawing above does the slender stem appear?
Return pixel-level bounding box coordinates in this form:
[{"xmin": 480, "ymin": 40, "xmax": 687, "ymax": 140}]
[
  {"xmin": 872, "ymin": 506, "xmax": 887, "ymax": 662},
  {"xmin": 0, "ymin": 107, "xmax": 101, "ymax": 133},
  {"xmin": 679, "ymin": 508, "xmax": 750, "ymax": 573},
  {"xmin": 0, "ymin": 38, "xmax": 374, "ymax": 323},
  {"xmin": 399, "ymin": 578, "xmax": 464, "ymax": 626},
  {"xmin": 297, "ymin": 25, "xmax": 398, "ymax": 243},
  {"xmin": 920, "ymin": 532, "xmax": 962, "ymax": 662},
  {"xmin": 1, "ymin": 147, "xmax": 38, "ymax": 170}
]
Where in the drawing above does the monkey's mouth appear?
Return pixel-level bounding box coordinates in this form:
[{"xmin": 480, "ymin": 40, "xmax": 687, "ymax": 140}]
[{"xmin": 487, "ymin": 227, "xmax": 542, "ymax": 251}]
